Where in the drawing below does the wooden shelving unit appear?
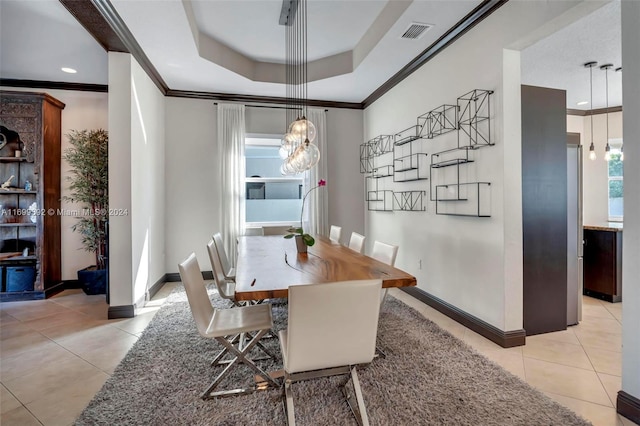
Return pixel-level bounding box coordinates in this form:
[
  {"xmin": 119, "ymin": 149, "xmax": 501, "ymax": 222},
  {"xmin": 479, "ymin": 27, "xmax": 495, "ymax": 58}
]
[{"xmin": 1, "ymin": 90, "xmax": 65, "ymax": 301}]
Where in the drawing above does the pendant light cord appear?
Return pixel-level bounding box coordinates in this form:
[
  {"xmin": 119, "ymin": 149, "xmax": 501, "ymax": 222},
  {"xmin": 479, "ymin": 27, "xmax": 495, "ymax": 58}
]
[
  {"xmin": 605, "ymin": 66, "xmax": 609, "ymax": 145},
  {"xmin": 590, "ymin": 64, "xmax": 594, "ymax": 147}
]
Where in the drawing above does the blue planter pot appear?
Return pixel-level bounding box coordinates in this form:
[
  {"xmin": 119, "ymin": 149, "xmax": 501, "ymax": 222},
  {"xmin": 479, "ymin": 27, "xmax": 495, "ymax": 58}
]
[{"xmin": 78, "ymin": 267, "xmax": 107, "ymax": 295}]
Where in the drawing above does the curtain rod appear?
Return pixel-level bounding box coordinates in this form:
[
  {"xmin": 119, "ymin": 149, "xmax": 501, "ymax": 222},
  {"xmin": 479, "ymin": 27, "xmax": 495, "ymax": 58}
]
[{"xmin": 213, "ymin": 103, "xmax": 327, "ymax": 112}]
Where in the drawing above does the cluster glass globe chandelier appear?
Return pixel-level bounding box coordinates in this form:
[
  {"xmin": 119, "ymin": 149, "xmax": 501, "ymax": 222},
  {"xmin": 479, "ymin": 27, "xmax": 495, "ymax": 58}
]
[{"xmin": 279, "ymin": 0, "xmax": 320, "ymax": 175}]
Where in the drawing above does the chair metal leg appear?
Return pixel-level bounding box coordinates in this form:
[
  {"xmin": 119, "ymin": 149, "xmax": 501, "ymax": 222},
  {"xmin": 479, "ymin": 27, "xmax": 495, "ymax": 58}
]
[
  {"xmin": 283, "ymin": 375, "xmax": 296, "ymax": 426},
  {"xmin": 212, "ymin": 332, "xmax": 274, "ymax": 366},
  {"xmin": 341, "ymin": 366, "xmax": 370, "ymax": 426},
  {"xmin": 201, "ymin": 329, "xmax": 279, "ymax": 399},
  {"xmin": 379, "ymin": 288, "xmax": 388, "ymax": 310}
]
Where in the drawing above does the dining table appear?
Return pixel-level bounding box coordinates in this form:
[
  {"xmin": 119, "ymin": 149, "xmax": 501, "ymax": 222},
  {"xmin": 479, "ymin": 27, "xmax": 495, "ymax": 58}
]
[{"xmin": 234, "ymin": 235, "xmax": 417, "ymax": 301}]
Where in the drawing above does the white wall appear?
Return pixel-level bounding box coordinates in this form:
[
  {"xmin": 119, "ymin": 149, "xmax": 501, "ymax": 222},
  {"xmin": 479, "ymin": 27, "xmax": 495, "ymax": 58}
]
[
  {"xmin": 579, "ymin": 111, "xmax": 623, "ymax": 224},
  {"xmin": 130, "ymin": 58, "xmax": 166, "ymax": 305},
  {"xmin": 164, "ymin": 101, "xmax": 364, "ymax": 272},
  {"xmin": 164, "ymin": 97, "xmax": 218, "ymax": 273},
  {"xmin": 0, "ymin": 86, "xmax": 108, "ymax": 280},
  {"xmin": 108, "ymin": 52, "xmax": 133, "ymax": 307},
  {"xmin": 327, "ymin": 109, "xmax": 365, "ymax": 237},
  {"xmin": 620, "ymin": 0, "xmax": 640, "ymax": 405},
  {"xmin": 108, "ymin": 52, "xmax": 165, "ymax": 308},
  {"xmin": 363, "ymin": 0, "xmax": 583, "ymax": 331}
]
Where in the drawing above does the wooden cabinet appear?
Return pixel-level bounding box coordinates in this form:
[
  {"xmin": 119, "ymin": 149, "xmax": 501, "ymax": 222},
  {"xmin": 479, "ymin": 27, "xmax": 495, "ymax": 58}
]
[
  {"xmin": 0, "ymin": 91, "xmax": 65, "ymax": 301},
  {"xmin": 583, "ymin": 228, "xmax": 622, "ymax": 303}
]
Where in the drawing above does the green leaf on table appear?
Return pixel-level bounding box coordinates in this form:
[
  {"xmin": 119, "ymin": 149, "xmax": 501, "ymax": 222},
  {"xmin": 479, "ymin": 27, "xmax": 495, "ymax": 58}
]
[
  {"xmin": 302, "ymin": 234, "xmax": 315, "ymax": 246},
  {"xmin": 284, "ymin": 234, "xmax": 295, "ymax": 239}
]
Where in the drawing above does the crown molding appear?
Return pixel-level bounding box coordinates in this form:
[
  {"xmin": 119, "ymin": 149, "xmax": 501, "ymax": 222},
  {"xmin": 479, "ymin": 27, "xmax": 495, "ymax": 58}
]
[
  {"xmin": 59, "ymin": 0, "xmax": 128, "ymax": 52},
  {"xmin": 0, "ymin": 79, "xmax": 108, "ymax": 93},
  {"xmin": 166, "ymin": 89, "xmax": 363, "ymax": 110}
]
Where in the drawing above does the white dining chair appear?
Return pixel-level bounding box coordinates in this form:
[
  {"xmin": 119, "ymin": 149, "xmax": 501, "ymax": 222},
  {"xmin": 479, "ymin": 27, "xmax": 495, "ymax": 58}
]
[
  {"xmin": 371, "ymin": 240, "xmax": 399, "ymax": 311},
  {"xmin": 329, "ymin": 225, "xmax": 342, "ymax": 244},
  {"xmin": 213, "ymin": 232, "xmax": 235, "ymax": 281},
  {"xmin": 348, "ymin": 232, "xmax": 366, "ymax": 254},
  {"xmin": 207, "ymin": 239, "xmax": 240, "ymax": 306},
  {"xmin": 280, "ymin": 279, "xmax": 382, "ymax": 425},
  {"xmin": 178, "ymin": 253, "xmax": 278, "ymax": 399},
  {"xmin": 371, "ymin": 240, "xmax": 399, "ymax": 266}
]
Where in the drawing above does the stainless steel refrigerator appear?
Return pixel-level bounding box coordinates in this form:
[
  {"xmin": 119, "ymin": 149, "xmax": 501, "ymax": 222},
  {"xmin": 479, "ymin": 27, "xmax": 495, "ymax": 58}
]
[{"xmin": 567, "ymin": 139, "xmax": 583, "ymax": 326}]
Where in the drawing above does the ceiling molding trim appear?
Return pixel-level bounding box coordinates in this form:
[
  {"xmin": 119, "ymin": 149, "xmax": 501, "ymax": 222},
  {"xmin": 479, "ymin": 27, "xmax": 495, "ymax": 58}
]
[
  {"xmin": 85, "ymin": 0, "xmax": 169, "ymax": 95},
  {"xmin": 567, "ymin": 106, "xmax": 623, "ymax": 116},
  {"xmin": 166, "ymin": 89, "xmax": 363, "ymax": 110},
  {"xmin": 362, "ymin": 0, "xmax": 509, "ymax": 109},
  {"xmin": 0, "ymin": 79, "xmax": 108, "ymax": 93},
  {"xmin": 59, "ymin": 0, "xmax": 128, "ymax": 52}
]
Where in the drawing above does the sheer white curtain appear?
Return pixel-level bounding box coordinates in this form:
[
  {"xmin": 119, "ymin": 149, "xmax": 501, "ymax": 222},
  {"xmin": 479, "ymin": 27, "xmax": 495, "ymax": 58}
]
[
  {"xmin": 217, "ymin": 103, "xmax": 246, "ymax": 264},
  {"xmin": 302, "ymin": 108, "xmax": 329, "ymax": 236}
]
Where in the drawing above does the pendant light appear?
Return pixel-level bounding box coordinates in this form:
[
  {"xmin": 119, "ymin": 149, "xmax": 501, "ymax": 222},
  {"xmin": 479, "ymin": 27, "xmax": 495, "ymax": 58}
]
[
  {"xmin": 280, "ymin": 0, "xmax": 319, "ymax": 175},
  {"xmin": 584, "ymin": 61, "xmax": 597, "ymax": 161},
  {"xmin": 601, "ymin": 63, "xmax": 613, "ymax": 162}
]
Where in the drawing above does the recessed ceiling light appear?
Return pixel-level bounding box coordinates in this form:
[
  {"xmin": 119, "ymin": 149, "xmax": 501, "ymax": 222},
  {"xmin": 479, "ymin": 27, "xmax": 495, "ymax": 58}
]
[
  {"xmin": 576, "ymin": 101, "xmax": 589, "ymax": 106},
  {"xmin": 61, "ymin": 67, "xmax": 77, "ymax": 74}
]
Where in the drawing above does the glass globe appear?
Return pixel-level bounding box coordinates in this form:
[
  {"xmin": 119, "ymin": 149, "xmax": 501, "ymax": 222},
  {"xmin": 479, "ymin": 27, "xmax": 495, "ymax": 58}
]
[
  {"xmin": 285, "ymin": 157, "xmax": 300, "ymax": 175},
  {"xmin": 288, "ymin": 117, "xmax": 316, "ymax": 143},
  {"xmin": 300, "ymin": 140, "xmax": 320, "ymax": 170},
  {"xmin": 281, "ymin": 132, "xmax": 297, "ymax": 150},
  {"xmin": 278, "ymin": 145, "xmax": 289, "ymax": 160}
]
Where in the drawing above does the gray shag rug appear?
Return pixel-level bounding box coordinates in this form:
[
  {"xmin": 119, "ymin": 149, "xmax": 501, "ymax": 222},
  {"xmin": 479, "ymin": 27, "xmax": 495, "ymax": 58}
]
[{"xmin": 76, "ymin": 285, "xmax": 591, "ymax": 425}]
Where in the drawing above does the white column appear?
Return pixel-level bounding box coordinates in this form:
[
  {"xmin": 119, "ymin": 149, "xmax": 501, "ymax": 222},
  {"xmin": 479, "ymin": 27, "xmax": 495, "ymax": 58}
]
[
  {"xmin": 620, "ymin": 0, "xmax": 640, "ymax": 412},
  {"xmin": 107, "ymin": 52, "xmax": 134, "ymax": 308}
]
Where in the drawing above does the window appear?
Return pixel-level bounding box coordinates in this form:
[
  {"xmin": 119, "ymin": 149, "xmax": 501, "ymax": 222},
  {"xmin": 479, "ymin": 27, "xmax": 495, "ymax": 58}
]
[
  {"xmin": 245, "ymin": 137, "xmax": 303, "ymax": 225},
  {"xmin": 607, "ymin": 140, "xmax": 623, "ymax": 221}
]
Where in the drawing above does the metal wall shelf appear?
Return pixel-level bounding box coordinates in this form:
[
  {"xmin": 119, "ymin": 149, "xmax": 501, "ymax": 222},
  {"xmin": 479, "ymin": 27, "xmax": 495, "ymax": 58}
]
[
  {"xmin": 431, "ymin": 158, "xmax": 474, "ymax": 169},
  {"xmin": 360, "ymin": 135, "xmax": 394, "ymax": 174},
  {"xmin": 457, "ymin": 89, "xmax": 494, "ymax": 148},
  {"xmin": 435, "ymin": 182, "xmax": 491, "ymax": 217},
  {"xmin": 394, "ymin": 153, "xmax": 429, "ymax": 182},
  {"xmin": 359, "ymin": 88, "xmax": 494, "ymax": 217},
  {"xmin": 394, "ymin": 124, "xmax": 424, "ymax": 146},
  {"xmin": 367, "ymin": 190, "xmax": 394, "ymax": 211},
  {"xmin": 393, "ymin": 191, "xmax": 426, "ymax": 212},
  {"xmin": 370, "ymin": 135, "xmax": 394, "ymax": 156},
  {"xmin": 423, "ymin": 104, "xmax": 458, "ymax": 139},
  {"xmin": 372, "ymin": 165, "xmax": 394, "ymax": 179}
]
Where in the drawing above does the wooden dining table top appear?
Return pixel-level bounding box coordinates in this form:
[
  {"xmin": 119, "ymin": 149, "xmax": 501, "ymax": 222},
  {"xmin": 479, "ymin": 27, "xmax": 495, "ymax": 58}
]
[{"xmin": 234, "ymin": 235, "xmax": 416, "ymax": 301}]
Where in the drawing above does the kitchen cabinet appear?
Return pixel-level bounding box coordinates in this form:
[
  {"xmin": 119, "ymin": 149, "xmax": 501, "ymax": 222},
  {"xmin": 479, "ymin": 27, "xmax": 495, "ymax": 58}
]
[{"xmin": 583, "ymin": 225, "xmax": 622, "ymax": 303}]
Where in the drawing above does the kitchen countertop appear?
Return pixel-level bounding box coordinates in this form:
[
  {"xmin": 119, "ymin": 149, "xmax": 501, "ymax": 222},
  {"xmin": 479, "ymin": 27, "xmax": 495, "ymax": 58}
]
[{"xmin": 584, "ymin": 223, "xmax": 623, "ymax": 232}]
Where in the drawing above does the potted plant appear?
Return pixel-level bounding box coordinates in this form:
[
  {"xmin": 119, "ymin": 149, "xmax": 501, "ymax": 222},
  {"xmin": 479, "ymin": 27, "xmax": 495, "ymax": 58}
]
[
  {"xmin": 284, "ymin": 179, "xmax": 326, "ymax": 253},
  {"xmin": 63, "ymin": 129, "xmax": 109, "ymax": 295}
]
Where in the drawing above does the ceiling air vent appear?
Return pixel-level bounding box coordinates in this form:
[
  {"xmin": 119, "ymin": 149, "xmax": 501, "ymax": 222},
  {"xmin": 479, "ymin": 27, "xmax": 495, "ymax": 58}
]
[{"xmin": 400, "ymin": 22, "xmax": 433, "ymax": 40}]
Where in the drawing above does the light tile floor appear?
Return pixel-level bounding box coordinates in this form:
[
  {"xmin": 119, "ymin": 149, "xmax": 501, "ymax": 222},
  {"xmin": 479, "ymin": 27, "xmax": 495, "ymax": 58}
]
[{"xmin": 0, "ymin": 284, "xmax": 637, "ymax": 426}]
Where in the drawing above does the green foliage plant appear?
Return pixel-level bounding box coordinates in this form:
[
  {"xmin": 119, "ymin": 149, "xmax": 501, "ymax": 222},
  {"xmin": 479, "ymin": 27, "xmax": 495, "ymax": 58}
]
[{"xmin": 63, "ymin": 129, "xmax": 109, "ymax": 270}]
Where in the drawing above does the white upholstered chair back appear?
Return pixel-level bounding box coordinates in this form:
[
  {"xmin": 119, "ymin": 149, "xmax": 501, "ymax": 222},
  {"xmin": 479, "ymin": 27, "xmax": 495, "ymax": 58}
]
[
  {"xmin": 212, "ymin": 232, "xmax": 232, "ymax": 275},
  {"xmin": 207, "ymin": 239, "xmax": 236, "ymax": 301},
  {"xmin": 283, "ymin": 279, "xmax": 382, "ymax": 374},
  {"xmin": 329, "ymin": 225, "xmax": 342, "ymax": 243},
  {"xmin": 179, "ymin": 253, "xmax": 214, "ymax": 338},
  {"xmin": 348, "ymin": 232, "xmax": 366, "ymax": 254},
  {"xmin": 371, "ymin": 240, "xmax": 399, "ymax": 266}
]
